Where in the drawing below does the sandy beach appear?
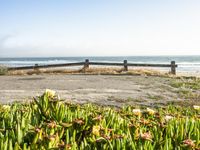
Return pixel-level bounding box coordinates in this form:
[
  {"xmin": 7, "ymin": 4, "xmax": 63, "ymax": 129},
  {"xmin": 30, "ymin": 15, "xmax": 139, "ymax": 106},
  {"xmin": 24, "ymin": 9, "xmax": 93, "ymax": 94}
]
[{"xmin": 1, "ymin": 74, "xmax": 198, "ymax": 107}]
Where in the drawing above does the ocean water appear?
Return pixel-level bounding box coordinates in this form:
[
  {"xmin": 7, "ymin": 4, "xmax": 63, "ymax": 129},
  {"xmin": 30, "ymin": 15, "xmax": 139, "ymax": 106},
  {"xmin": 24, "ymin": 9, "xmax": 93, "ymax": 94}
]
[{"xmin": 0, "ymin": 56, "xmax": 200, "ymax": 73}]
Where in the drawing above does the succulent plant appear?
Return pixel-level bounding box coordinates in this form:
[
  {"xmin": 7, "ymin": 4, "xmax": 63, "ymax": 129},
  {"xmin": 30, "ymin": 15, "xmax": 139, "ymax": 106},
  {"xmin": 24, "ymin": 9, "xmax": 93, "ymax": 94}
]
[{"xmin": 0, "ymin": 90, "xmax": 199, "ymax": 149}]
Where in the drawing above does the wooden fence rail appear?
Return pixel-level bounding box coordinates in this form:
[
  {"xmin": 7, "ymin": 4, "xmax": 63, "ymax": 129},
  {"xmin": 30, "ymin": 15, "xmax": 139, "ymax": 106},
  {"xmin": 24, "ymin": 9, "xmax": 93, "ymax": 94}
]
[{"xmin": 7, "ymin": 59, "xmax": 178, "ymax": 74}]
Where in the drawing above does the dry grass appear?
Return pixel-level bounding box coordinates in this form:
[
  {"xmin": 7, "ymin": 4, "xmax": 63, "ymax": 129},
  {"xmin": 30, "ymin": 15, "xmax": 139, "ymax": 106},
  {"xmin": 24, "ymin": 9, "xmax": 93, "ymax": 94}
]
[
  {"xmin": 0, "ymin": 65, "xmax": 8, "ymax": 75},
  {"xmin": 7, "ymin": 67, "xmax": 172, "ymax": 77}
]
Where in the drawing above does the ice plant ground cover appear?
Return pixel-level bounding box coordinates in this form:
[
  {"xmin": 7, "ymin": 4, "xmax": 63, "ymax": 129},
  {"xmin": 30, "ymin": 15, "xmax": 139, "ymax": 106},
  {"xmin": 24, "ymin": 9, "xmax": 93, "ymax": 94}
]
[{"xmin": 0, "ymin": 90, "xmax": 199, "ymax": 150}]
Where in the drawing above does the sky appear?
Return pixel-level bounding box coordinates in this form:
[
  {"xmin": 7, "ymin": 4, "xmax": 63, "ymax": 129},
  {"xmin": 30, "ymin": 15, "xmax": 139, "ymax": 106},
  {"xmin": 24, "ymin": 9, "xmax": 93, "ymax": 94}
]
[{"xmin": 0, "ymin": 0, "xmax": 200, "ymax": 57}]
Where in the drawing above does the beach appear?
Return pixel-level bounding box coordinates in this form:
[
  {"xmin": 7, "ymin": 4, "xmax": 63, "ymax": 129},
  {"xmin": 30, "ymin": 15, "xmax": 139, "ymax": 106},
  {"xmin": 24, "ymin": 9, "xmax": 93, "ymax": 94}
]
[
  {"xmin": 1, "ymin": 0, "xmax": 200, "ymax": 148},
  {"xmin": 1, "ymin": 74, "xmax": 199, "ymax": 106}
]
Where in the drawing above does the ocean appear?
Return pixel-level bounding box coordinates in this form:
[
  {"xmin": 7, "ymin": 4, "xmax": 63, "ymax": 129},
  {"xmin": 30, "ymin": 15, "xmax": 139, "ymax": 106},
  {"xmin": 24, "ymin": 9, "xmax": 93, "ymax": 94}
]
[{"xmin": 0, "ymin": 56, "xmax": 200, "ymax": 73}]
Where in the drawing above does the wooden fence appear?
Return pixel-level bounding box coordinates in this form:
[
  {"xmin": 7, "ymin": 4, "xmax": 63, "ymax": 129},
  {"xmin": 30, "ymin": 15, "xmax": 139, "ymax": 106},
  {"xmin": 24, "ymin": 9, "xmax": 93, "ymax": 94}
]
[{"xmin": 7, "ymin": 59, "xmax": 178, "ymax": 74}]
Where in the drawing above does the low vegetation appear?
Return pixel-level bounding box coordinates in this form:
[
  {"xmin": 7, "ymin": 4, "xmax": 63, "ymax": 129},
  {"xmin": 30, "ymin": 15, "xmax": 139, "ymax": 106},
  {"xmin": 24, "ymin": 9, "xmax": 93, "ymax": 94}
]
[
  {"xmin": 0, "ymin": 90, "xmax": 199, "ymax": 149},
  {"xmin": 170, "ymin": 78, "xmax": 200, "ymax": 102},
  {"xmin": 171, "ymin": 78, "xmax": 200, "ymax": 90},
  {"xmin": 0, "ymin": 65, "xmax": 8, "ymax": 75}
]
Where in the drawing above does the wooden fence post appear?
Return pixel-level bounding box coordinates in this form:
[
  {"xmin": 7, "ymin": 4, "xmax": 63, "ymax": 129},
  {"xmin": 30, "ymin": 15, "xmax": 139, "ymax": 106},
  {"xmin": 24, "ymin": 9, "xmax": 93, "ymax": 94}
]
[
  {"xmin": 124, "ymin": 60, "xmax": 128, "ymax": 71},
  {"xmin": 34, "ymin": 64, "xmax": 40, "ymax": 73},
  {"xmin": 171, "ymin": 61, "xmax": 176, "ymax": 75},
  {"xmin": 34, "ymin": 64, "xmax": 39, "ymax": 70},
  {"xmin": 84, "ymin": 59, "xmax": 89, "ymax": 69}
]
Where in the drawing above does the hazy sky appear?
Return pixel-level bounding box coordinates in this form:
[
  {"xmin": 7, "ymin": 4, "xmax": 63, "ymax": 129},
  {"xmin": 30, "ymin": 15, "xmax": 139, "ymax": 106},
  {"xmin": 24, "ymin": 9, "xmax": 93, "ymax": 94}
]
[{"xmin": 0, "ymin": 0, "xmax": 200, "ymax": 57}]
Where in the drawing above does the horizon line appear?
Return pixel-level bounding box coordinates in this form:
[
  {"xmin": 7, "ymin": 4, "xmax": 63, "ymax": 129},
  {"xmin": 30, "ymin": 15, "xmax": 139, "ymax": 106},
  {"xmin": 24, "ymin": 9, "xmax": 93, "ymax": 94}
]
[{"xmin": 0, "ymin": 54, "xmax": 200, "ymax": 59}]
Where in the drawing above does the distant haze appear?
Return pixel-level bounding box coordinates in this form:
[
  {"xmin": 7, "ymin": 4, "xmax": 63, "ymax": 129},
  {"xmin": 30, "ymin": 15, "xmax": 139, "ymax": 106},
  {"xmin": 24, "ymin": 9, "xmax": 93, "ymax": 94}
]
[{"xmin": 0, "ymin": 0, "xmax": 200, "ymax": 57}]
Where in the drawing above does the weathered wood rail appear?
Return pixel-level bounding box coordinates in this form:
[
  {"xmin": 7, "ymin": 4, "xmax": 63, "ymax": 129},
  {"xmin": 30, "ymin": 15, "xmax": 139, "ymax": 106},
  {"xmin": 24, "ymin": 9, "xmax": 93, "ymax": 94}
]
[{"xmin": 7, "ymin": 59, "xmax": 178, "ymax": 74}]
